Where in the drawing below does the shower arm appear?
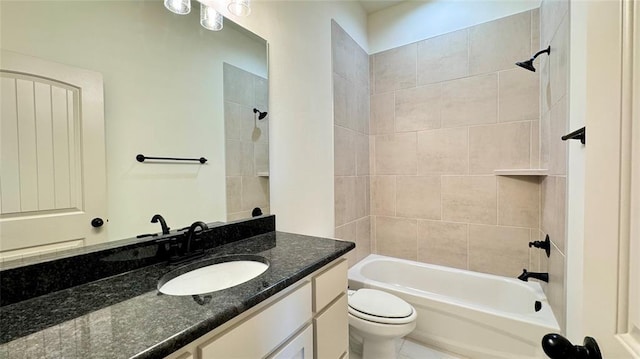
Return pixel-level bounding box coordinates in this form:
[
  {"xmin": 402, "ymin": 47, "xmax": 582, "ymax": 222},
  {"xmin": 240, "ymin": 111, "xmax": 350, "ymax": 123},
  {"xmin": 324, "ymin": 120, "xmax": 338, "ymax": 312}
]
[{"xmin": 531, "ymin": 46, "xmax": 551, "ymax": 61}]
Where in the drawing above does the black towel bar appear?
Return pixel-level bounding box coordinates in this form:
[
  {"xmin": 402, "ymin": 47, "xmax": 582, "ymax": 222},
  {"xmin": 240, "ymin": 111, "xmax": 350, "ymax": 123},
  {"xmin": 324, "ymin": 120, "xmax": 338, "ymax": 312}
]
[
  {"xmin": 561, "ymin": 127, "xmax": 586, "ymax": 144},
  {"xmin": 136, "ymin": 154, "xmax": 207, "ymax": 164}
]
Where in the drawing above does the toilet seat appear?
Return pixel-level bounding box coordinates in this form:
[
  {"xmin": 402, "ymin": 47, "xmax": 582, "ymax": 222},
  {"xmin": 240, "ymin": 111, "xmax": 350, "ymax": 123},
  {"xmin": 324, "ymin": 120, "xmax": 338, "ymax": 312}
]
[{"xmin": 348, "ymin": 289, "xmax": 416, "ymax": 325}]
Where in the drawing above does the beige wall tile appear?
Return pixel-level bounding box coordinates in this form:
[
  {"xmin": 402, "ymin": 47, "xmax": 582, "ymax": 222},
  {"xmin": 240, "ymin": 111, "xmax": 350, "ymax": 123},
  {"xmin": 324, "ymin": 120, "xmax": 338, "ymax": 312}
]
[
  {"xmin": 469, "ymin": 122, "xmax": 531, "ymax": 174},
  {"xmin": 241, "ymin": 176, "xmax": 269, "ymax": 211},
  {"xmin": 254, "ymin": 117, "xmax": 269, "ymax": 144},
  {"xmin": 254, "ymin": 143, "xmax": 269, "ymax": 174},
  {"xmin": 540, "ymin": 55, "xmax": 551, "ymax": 115},
  {"xmin": 369, "ymin": 55, "xmax": 375, "ymax": 95},
  {"xmin": 335, "ymin": 176, "xmax": 357, "ymax": 227},
  {"xmin": 254, "ymin": 76, "xmax": 268, "ymax": 110},
  {"xmin": 335, "ymin": 221, "xmax": 358, "ymax": 267},
  {"xmin": 373, "ymin": 44, "xmax": 417, "ymax": 94},
  {"xmin": 540, "ymin": 175, "xmax": 556, "ymax": 238},
  {"xmin": 547, "ymin": 242, "xmax": 566, "ymax": 331},
  {"xmin": 371, "ymin": 176, "xmax": 396, "ymax": 216},
  {"xmin": 555, "ymin": 176, "xmax": 566, "ymax": 255},
  {"xmin": 531, "ymin": 120, "xmax": 540, "ymax": 168},
  {"xmin": 417, "ymin": 127, "xmax": 469, "ymax": 175},
  {"xmin": 468, "ymin": 224, "xmax": 530, "ymax": 276},
  {"xmin": 529, "ymin": 229, "xmax": 542, "ymax": 272},
  {"xmin": 334, "ymin": 126, "xmax": 356, "ymax": 176},
  {"xmin": 498, "ymin": 176, "xmax": 540, "ymax": 228},
  {"xmin": 531, "ymin": 9, "xmax": 540, "ymax": 55},
  {"xmin": 540, "ymin": 109, "xmax": 551, "ymax": 169},
  {"xmin": 331, "ymin": 20, "xmax": 355, "ymax": 83},
  {"xmin": 441, "ymin": 74, "xmax": 498, "ymax": 128},
  {"xmin": 333, "ymin": 72, "xmax": 348, "ymax": 128},
  {"xmin": 469, "ymin": 11, "xmax": 531, "ymax": 75},
  {"xmin": 223, "ymin": 63, "xmax": 255, "ymax": 107},
  {"xmin": 226, "ymin": 177, "xmax": 242, "ymax": 213},
  {"xmin": 370, "ymin": 92, "xmax": 395, "ymax": 135},
  {"xmin": 375, "ymin": 216, "xmax": 417, "ymax": 260},
  {"xmin": 395, "ymin": 84, "xmax": 441, "ymax": 132},
  {"xmin": 442, "ymin": 176, "xmax": 497, "ymax": 224},
  {"xmin": 226, "ymin": 140, "xmax": 254, "ymax": 176},
  {"xmin": 396, "ymin": 176, "xmax": 441, "ymax": 220},
  {"xmin": 374, "ymin": 133, "xmax": 417, "ymax": 175},
  {"xmin": 224, "ymin": 101, "xmax": 244, "ymax": 141},
  {"xmin": 549, "ymin": 14, "xmax": 569, "ymax": 107},
  {"xmin": 417, "ymin": 220, "xmax": 468, "ymax": 269},
  {"xmin": 356, "ymin": 216, "xmax": 372, "ymax": 262},
  {"xmin": 541, "ymin": 0, "xmax": 569, "ymax": 46},
  {"xmin": 353, "ymin": 83, "xmax": 371, "ymax": 135},
  {"xmin": 355, "ymin": 176, "xmax": 369, "ymax": 219},
  {"xmin": 549, "ymin": 96, "xmax": 568, "ymax": 175},
  {"xmin": 355, "ymin": 46, "xmax": 370, "ymax": 89},
  {"xmin": 499, "ymin": 69, "xmax": 540, "ymax": 123},
  {"xmin": 355, "ymin": 132, "xmax": 370, "ymax": 176},
  {"xmin": 417, "ymin": 29, "xmax": 469, "ymax": 85},
  {"xmin": 227, "ymin": 210, "xmax": 251, "ymax": 222}
]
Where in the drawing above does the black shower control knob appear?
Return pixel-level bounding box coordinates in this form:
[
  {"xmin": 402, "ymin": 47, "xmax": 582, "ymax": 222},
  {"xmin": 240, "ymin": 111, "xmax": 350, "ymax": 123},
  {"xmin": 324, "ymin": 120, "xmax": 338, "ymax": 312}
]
[{"xmin": 91, "ymin": 217, "xmax": 104, "ymax": 228}]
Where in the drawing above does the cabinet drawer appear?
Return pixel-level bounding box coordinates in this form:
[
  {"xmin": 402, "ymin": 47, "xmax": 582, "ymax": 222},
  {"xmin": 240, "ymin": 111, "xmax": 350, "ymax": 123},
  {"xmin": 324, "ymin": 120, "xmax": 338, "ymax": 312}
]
[
  {"xmin": 312, "ymin": 259, "xmax": 347, "ymax": 312},
  {"xmin": 199, "ymin": 282, "xmax": 312, "ymax": 358},
  {"xmin": 314, "ymin": 293, "xmax": 348, "ymax": 359},
  {"xmin": 268, "ymin": 324, "xmax": 313, "ymax": 359}
]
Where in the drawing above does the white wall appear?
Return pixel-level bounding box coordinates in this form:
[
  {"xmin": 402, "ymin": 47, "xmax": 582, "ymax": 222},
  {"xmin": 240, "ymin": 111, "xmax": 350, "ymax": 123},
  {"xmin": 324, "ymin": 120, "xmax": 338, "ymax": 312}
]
[
  {"xmin": 202, "ymin": 0, "xmax": 368, "ymax": 237},
  {"xmin": 1, "ymin": 1, "xmax": 267, "ymax": 240},
  {"xmin": 368, "ymin": 0, "xmax": 540, "ymax": 53}
]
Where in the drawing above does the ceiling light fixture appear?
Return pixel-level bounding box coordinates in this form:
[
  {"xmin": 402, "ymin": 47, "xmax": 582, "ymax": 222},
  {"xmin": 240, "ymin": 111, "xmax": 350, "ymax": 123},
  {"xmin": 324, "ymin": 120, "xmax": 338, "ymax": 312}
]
[
  {"xmin": 200, "ymin": 3, "xmax": 224, "ymax": 31},
  {"xmin": 164, "ymin": 0, "xmax": 191, "ymax": 15},
  {"xmin": 227, "ymin": 0, "xmax": 251, "ymax": 17}
]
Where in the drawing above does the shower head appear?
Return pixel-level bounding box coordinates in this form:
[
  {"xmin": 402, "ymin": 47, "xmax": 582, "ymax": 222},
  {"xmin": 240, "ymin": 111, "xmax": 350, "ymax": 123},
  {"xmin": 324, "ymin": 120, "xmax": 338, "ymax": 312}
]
[
  {"xmin": 253, "ymin": 108, "xmax": 268, "ymax": 120},
  {"xmin": 516, "ymin": 59, "xmax": 536, "ymax": 72},
  {"xmin": 515, "ymin": 45, "xmax": 551, "ymax": 72}
]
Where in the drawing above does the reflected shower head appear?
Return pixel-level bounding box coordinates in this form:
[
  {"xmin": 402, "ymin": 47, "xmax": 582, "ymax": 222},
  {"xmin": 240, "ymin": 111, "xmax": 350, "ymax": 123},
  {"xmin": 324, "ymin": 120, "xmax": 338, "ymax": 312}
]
[
  {"xmin": 515, "ymin": 45, "xmax": 551, "ymax": 72},
  {"xmin": 253, "ymin": 108, "xmax": 268, "ymax": 120},
  {"xmin": 516, "ymin": 59, "xmax": 536, "ymax": 72}
]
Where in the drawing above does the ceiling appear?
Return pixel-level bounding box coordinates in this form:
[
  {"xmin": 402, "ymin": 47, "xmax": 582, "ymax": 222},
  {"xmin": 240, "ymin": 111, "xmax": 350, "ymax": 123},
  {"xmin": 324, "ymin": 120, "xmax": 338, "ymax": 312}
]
[{"xmin": 358, "ymin": 0, "xmax": 406, "ymax": 14}]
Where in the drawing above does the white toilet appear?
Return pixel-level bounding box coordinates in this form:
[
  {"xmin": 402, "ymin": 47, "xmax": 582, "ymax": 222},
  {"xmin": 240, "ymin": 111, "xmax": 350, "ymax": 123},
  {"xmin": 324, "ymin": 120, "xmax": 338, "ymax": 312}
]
[{"xmin": 347, "ymin": 288, "xmax": 417, "ymax": 359}]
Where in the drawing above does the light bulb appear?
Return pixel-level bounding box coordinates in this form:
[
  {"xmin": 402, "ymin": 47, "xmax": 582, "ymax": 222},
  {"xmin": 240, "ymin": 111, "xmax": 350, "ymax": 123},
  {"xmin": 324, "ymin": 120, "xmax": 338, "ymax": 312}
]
[
  {"xmin": 164, "ymin": 0, "xmax": 191, "ymax": 15},
  {"xmin": 201, "ymin": 3, "xmax": 224, "ymax": 31},
  {"xmin": 227, "ymin": 0, "xmax": 251, "ymax": 17}
]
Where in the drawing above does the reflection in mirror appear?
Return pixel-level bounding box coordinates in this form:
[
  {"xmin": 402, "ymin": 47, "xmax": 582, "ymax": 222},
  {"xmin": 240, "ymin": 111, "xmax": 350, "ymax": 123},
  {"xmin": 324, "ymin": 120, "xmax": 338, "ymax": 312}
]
[{"xmin": 0, "ymin": 1, "xmax": 268, "ymax": 259}]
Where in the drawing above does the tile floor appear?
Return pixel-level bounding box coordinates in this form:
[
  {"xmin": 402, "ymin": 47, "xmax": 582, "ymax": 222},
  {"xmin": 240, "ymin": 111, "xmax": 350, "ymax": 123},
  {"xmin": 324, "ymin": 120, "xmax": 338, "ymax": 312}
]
[{"xmin": 349, "ymin": 338, "xmax": 464, "ymax": 359}]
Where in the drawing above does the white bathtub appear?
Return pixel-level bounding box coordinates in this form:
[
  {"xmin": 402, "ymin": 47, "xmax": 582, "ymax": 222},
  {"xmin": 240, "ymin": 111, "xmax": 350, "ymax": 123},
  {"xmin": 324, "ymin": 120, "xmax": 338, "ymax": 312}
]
[{"xmin": 348, "ymin": 254, "xmax": 559, "ymax": 359}]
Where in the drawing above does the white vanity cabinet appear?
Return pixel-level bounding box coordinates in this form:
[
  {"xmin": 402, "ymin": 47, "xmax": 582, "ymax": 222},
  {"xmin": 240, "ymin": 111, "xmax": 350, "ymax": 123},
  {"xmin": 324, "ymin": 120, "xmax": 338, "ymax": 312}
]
[{"xmin": 166, "ymin": 257, "xmax": 348, "ymax": 359}]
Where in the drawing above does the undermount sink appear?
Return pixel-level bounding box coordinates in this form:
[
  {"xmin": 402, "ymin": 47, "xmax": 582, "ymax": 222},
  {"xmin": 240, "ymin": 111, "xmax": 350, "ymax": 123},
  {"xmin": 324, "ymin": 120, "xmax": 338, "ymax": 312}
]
[{"xmin": 158, "ymin": 255, "xmax": 270, "ymax": 296}]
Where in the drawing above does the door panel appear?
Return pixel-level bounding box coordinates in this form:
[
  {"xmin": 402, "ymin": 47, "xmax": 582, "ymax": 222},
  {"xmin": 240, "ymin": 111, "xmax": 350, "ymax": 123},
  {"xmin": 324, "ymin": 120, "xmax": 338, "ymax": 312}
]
[{"xmin": 0, "ymin": 50, "xmax": 106, "ymax": 257}]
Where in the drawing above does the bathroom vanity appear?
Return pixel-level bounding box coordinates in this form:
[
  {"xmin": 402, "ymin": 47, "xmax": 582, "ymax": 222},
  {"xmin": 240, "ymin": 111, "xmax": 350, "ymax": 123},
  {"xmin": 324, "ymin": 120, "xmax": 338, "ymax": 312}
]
[{"xmin": 0, "ymin": 216, "xmax": 354, "ymax": 358}]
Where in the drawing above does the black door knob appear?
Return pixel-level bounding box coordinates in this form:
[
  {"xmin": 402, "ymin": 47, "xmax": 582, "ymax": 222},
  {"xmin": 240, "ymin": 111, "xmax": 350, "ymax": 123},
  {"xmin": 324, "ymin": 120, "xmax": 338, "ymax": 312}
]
[{"xmin": 91, "ymin": 217, "xmax": 104, "ymax": 228}]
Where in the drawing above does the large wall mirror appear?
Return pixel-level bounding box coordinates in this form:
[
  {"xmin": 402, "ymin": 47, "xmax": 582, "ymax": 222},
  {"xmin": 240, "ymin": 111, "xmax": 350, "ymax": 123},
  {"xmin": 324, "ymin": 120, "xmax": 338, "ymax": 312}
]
[{"xmin": 0, "ymin": 1, "xmax": 268, "ymax": 257}]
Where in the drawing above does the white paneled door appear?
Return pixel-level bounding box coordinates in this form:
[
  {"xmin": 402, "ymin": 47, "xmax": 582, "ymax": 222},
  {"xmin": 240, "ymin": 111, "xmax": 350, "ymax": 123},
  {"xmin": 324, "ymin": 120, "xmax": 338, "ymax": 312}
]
[{"xmin": 0, "ymin": 50, "xmax": 106, "ymax": 259}]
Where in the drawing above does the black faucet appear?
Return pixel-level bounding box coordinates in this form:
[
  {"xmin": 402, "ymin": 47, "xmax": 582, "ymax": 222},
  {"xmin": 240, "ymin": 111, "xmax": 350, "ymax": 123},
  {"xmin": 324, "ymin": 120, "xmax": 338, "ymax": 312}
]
[
  {"xmin": 185, "ymin": 221, "xmax": 208, "ymax": 254},
  {"xmin": 151, "ymin": 214, "xmax": 170, "ymax": 235},
  {"xmin": 518, "ymin": 269, "xmax": 549, "ymax": 282}
]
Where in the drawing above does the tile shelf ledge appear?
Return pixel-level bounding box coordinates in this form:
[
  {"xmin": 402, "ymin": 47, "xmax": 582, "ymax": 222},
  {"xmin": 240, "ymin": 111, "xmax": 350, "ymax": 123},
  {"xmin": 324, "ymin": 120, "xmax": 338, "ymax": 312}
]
[
  {"xmin": 494, "ymin": 169, "xmax": 549, "ymax": 176},
  {"xmin": 257, "ymin": 172, "xmax": 269, "ymax": 177}
]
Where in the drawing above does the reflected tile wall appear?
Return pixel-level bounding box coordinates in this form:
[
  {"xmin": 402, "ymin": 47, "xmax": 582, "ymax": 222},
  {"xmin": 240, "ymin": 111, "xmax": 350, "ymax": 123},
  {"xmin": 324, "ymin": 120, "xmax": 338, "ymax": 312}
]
[
  {"xmin": 369, "ymin": 9, "xmax": 542, "ymax": 278},
  {"xmin": 223, "ymin": 63, "xmax": 269, "ymax": 221},
  {"xmin": 539, "ymin": 0, "xmax": 569, "ymax": 332},
  {"xmin": 332, "ymin": 21, "xmax": 372, "ymax": 267}
]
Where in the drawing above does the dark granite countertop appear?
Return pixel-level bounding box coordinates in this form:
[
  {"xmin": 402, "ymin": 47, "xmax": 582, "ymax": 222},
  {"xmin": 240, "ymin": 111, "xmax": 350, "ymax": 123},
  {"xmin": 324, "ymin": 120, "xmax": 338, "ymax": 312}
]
[{"xmin": 0, "ymin": 231, "xmax": 354, "ymax": 359}]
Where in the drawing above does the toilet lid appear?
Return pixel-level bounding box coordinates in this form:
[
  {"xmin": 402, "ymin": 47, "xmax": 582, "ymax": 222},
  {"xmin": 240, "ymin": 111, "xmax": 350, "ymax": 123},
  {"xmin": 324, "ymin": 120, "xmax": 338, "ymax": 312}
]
[{"xmin": 348, "ymin": 289, "xmax": 414, "ymax": 320}]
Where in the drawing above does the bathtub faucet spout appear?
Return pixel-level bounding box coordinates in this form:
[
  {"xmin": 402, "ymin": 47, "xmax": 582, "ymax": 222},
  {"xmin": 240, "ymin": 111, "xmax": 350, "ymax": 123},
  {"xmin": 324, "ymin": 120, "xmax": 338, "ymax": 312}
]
[{"xmin": 518, "ymin": 269, "xmax": 549, "ymax": 282}]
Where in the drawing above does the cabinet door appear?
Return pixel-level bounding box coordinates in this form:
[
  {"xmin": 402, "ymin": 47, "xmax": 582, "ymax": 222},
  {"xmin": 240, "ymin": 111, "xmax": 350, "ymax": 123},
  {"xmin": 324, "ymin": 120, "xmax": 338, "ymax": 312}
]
[
  {"xmin": 268, "ymin": 324, "xmax": 313, "ymax": 359},
  {"xmin": 314, "ymin": 293, "xmax": 348, "ymax": 359},
  {"xmin": 199, "ymin": 282, "xmax": 312, "ymax": 358}
]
